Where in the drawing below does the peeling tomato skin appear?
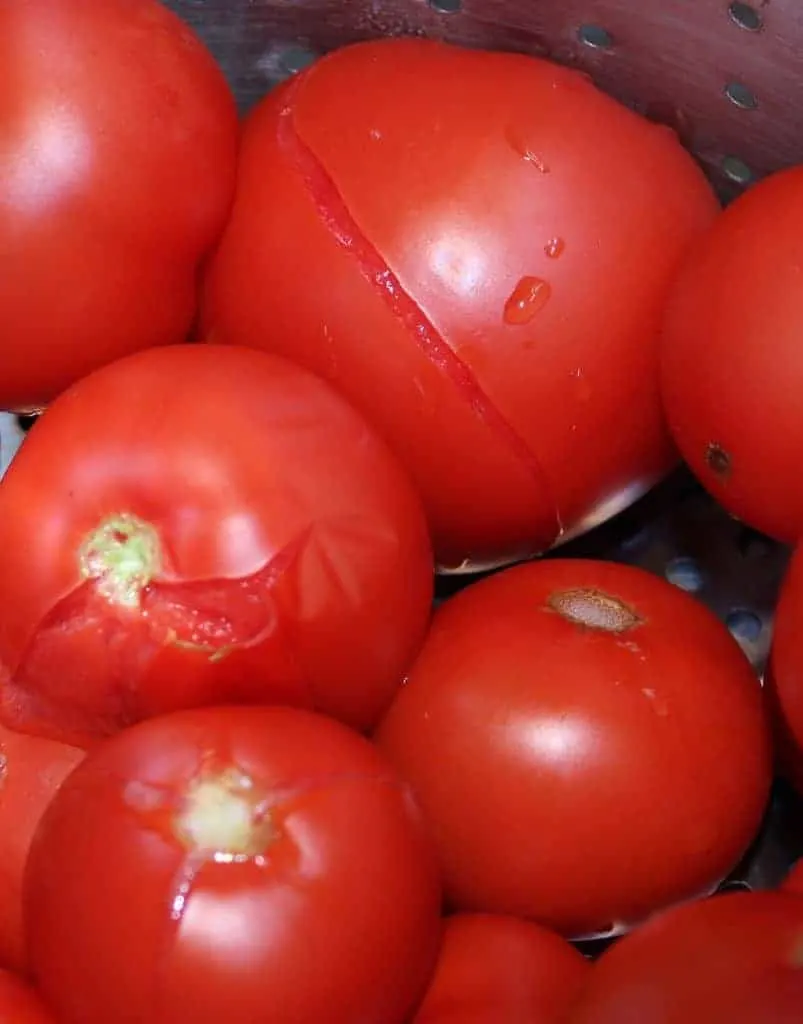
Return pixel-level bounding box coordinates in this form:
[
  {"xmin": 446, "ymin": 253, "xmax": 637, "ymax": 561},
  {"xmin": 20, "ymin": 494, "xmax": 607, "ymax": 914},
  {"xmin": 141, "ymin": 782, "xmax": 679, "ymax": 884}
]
[
  {"xmin": 0, "ymin": 345, "xmax": 433, "ymax": 747},
  {"xmin": 25, "ymin": 706, "xmax": 442, "ymax": 1024}
]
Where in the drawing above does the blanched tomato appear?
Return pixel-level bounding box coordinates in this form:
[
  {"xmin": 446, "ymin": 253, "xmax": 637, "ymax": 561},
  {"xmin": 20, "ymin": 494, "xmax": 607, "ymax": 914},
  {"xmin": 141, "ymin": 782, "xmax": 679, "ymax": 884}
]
[
  {"xmin": 201, "ymin": 37, "xmax": 719, "ymax": 570},
  {"xmin": 1, "ymin": 0, "xmax": 237, "ymax": 412},
  {"xmin": 411, "ymin": 913, "xmax": 589, "ymax": 1023},
  {"xmin": 0, "ymin": 345, "xmax": 433, "ymax": 747},
  {"xmin": 377, "ymin": 558, "xmax": 771, "ymax": 939},
  {"xmin": 25, "ymin": 706, "xmax": 442, "ymax": 1024},
  {"xmin": 0, "ymin": 969, "xmax": 53, "ymax": 1022}
]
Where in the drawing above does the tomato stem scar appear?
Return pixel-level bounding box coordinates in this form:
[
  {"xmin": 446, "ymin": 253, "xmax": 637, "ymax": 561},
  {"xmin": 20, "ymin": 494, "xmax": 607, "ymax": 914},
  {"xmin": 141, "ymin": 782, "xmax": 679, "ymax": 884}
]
[
  {"xmin": 78, "ymin": 513, "xmax": 162, "ymax": 608},
  {"xmin": 174, "ymin": 765, "xmax": 275, "ymax": 859},
  {"xmin": 547, "ymin": 588, "xmax": 643, "ymax": 632},
  {"xmin": 704, "ymin": 442, "xmax": 732, "ymax": 479}
]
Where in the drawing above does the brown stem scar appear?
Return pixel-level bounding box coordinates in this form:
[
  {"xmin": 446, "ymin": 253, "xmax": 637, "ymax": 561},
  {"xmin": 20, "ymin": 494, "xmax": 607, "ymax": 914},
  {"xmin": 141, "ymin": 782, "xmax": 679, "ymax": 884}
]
[{"xmin": 547, "ymin": 587, "xmax": 644, "ymax": 632}]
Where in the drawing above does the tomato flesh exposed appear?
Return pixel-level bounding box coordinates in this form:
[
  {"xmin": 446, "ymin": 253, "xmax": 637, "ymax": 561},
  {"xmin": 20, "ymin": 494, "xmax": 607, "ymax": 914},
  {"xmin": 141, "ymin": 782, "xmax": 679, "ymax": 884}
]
[
  {"xmin": 0, "ymin": 345, "xmax": 433, "ymax": 747},
  {"xmin": 25, "ymin": 706, "xmax": 442, "ymax": 1024},
  {"xmin": 202, "ymin": 37, "xmax": 719, "ymax": 569},
  {"xmin": 377, "ymin": 558, "xmax": 772, "ymax": 938}
]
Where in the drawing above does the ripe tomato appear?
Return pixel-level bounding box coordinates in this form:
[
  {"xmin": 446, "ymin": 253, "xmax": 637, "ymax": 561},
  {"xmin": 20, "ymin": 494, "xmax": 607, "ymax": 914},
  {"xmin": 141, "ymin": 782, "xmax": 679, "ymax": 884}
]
[
  {"xmin": 766, "ymin": 546, "xmax": 803, "ymax": 791},
  {"xmin": 1, "ymin": 0, "xmax": 238, "ymax": 412},
  {"xmin": 661, "ymin": 166, "xmax": 803, "ymax": 543},
  {"xmin": 569, "ymin": 892, "xmax": 803, "ymax": 1023},
  {"xmin": 0, "ymin": 723, "xmax": 83, "ymax": 974},
  {"xmin": 25, "ymin": 705, "xmax": 442, "ymax": 1024},
  {"xmin": 376, "ymin": 558, "xmax": 771, "ymax": 939},
  {"xmin": 0, "ymin": 969, "xmax": 53, "ymax": 1022},
  {"xmin": 411, "ymin": 913, "xmax": 589, "ymax": 1023},
  {"xmin": 782, "ymin": 860, "xmax": 803, "ymax": 896},
  {"xmin": 200, "ymin": 37, "xmax": 719, "ymax": 570},
  {"xmin": 0, "ymin": 345, "xmax": 433, "ymax": 747}
]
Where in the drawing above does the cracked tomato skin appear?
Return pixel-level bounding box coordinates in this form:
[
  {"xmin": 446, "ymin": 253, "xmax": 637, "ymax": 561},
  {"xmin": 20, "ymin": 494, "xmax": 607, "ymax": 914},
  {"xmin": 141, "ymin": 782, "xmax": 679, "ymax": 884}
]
[
  {"xmin": 411, "ymin": 913, "xmax": 589, "ymax": 1023},
  {"xmin": 569, "ymin": 892, "xmax": 803, "ymax": 1024},
  {"xmin": 376, "ymin": 559, "xmax": 772, "ymax": 939},
  {"xmin": 25, "ymin": 706, "xmax": 442, "ymax": 1024},
  {"xmin": 660, "ymin": 167, "xmax": 803, "ymax": 544},
  {"xmin": 0, "ymin": 969, "xmax": 54, "ymax": 1022},
  {"xmin": 0, "ymin": 344, "xmax": 433, "ymax": 748},
  {"xmin": 200, "ymin": 37, "xmax": 719, "ymax": 569},
  {"xmin": 1, "ymin": 0, "xmax": 238, "ymax": 413}
]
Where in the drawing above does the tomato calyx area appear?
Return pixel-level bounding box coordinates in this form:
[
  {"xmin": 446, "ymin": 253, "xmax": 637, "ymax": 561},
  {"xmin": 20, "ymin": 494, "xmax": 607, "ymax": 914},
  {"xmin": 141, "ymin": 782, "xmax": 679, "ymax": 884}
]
[
  {"xmin": 79, "ymin": 513, "xmax": 162, "ymax": 609},
  {"xmin": 547, "ymin": 587, "xmax": 644, "ymax": 633},
  {"xmin": 704, "ymin": 441, "xmax": 732, "ymax": 480}
]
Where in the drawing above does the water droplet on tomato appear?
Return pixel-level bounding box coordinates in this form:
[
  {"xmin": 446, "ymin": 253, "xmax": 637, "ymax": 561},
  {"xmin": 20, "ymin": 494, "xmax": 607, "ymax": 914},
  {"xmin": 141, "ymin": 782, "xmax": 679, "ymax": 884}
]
[
  {"xmin": 503, "ymin": 277, "xmax": 551, "ymax": 325},
  {"xmin": 544, "ymin": 237, "xmax": 565, "ymax": 259}
]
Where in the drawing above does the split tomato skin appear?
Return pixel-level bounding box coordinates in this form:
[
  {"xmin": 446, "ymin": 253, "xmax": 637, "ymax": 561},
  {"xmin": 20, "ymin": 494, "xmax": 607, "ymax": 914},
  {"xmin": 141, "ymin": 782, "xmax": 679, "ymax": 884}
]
[
  {"xmin": 568, "ymin": 892, "xmax": 803, "ymax": 1024},
  {"xmin": 0, "ymin": 969, "xmax": 54, "ymax": 1022},
  {"xmin": 1, "ymin": 0, "xmax": 238, "ymax": 412},
  {"xmin": 376, "ymin": 558, "xmax": 772, "ymax": 939},
  {"xmin": 0, "ymin": 723, "xmax": 83, "ymax": 975},
  {"xmin": 25, "ymin": 705, "xmax": 442, "ymax": 1024},
  {"xmin": 200, "ymin": 36, "xmax": 720, "ymax": 569},
  {"xmin": 411, "ymin": 913, "xmax": 590, "ymax": 1023},
  {"xmin": 0, "ymin": 345, "xmax": 433, "ymax": 747},
  {"xmin": 660, "ymin": 166, "xmax": 803, "ymax": 544}
]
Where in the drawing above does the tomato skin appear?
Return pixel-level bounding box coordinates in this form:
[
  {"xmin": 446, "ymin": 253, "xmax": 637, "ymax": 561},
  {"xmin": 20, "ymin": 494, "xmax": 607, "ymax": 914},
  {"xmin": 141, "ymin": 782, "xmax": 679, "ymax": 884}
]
[
  {"xmin": 376, "ymin": 558, "xmax": 771, "ymax": 938},
  {"xmin": 0, "ymin": 723, "xmax": 83, "ymax": 974},
  {"xmin": 1, "ymin": 0, "xmax": 238, "ymax": 412},
  {"xmin": 765, "ymin": 544, "xmax": 803, "ymax": 791},
  {"xmin": 0, "ymin": 345, "xmax": 433, "ymax": 747},
  {"xmin": 25, "ymin": 705, "xmax": 442, "ymax": 1024},
  {"xmin": 660, "ymin": 166, "xmax": 803, "ymax": 543},
  {"xmin": 411, "ymin": 913, "xmax": 589, "ymax": 1023},
  {"xmin": 782, "ymin": 860, "xmax": 803, "ymax": 896},
  {"xmin": 0, "ymin": 969, "xmax": 53, "ymax": 1022},
  {"xmin": 200, "ymin": 37, "xmax": 719, "ymax": 569},
  {"xmin": 568, "ymin": 892, "xmax": 803, "ymax": 1024}
]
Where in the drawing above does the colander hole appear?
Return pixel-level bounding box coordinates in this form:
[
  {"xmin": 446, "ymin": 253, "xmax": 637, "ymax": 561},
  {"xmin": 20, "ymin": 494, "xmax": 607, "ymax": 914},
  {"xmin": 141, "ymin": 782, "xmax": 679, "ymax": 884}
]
[
  {"xmin": 15, "ymin": 414, "xmax": 37, "ymax": 433},
  {"xmin": 728, "ymin": 2, "xmax": 763, "ymax": 32},
  {"xmin": 577, "ymin": 24, "xmax": 614, "ymax": 50},
  {"xmin": 279, "ymin": 45, "xmax": 317, "ymax": 76},
  {"xmin": 726, "ymin": 609, "xmax": 763, "ymax": 643},
  {"xmin": 429, "ymin": 0, "xmax": 463, "ymax": 12},
  {"xmin": 725, "ymin": 81, "xmax": 758, "ymax": 110},
  {"xmin": 721, "ymin": 155, "xmax": 753, "ymax": 185},
  {"xmin": 665, "ymin": 556, "xmax": 704, "ymax": 593}
]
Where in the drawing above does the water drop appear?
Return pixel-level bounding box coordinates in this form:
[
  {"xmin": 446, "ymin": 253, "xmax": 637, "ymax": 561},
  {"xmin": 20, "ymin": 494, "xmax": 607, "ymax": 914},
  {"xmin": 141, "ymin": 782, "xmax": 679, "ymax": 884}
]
[
  {"xmin": 544, "ymin": 237, "xmax": 565, "ymax": 259},
  {"xmin": 503, "ymin": 276, "xmax": 551, "ymax": 325}
]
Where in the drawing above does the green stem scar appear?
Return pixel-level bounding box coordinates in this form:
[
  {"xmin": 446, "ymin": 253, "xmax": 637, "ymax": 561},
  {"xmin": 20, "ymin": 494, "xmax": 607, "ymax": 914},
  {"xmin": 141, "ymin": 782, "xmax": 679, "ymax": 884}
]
[{"xmin": 78, "ymin": 513, "xmax": 163, "ymax": 608}]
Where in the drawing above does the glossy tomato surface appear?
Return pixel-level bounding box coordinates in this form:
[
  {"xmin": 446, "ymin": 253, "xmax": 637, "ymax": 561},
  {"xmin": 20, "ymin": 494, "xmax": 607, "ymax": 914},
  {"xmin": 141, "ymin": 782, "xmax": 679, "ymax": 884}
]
[
  {"xmin": 411, "ymin": 913, "xmax": 589, "ymax": 1023},
  {"xmin": 765, "ymin": 544, "xmax": 803, "ymax": 791},
  {"xmin": 0, "ymin": 723, "xmax": 83, "ymax": 974},
  {"xmin": 201, "ymin": 37, "xmax": 719, "ymax": 570},
  {"xmin": 1, "ymin": 0, "xmax": 238, "ymax": 412},
  {"xmin": 25, "ymin": 706, "xmax": 442, "ymax": 1024},
  {"xmin": 569, "ymin": 892, "xmax": 803, "ymax": 1023},
  {"xmin": 661, "ymin": 166, "xmax": 803, "ymax": 543},
  {"xmin": 0, "ymin": 345, "xmax": 433, "ymax": 747},
  {"xmin": 377, "ymin": 558, "xmax": 771, "ymax": 939},
  {"xmin": 0, "ymin": 969, "xmax": 53, "ymax": 1023}
]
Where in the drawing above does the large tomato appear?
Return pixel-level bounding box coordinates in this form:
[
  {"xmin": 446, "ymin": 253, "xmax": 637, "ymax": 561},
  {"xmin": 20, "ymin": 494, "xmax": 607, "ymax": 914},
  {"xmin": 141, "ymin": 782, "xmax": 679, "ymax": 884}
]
[
  {"xmin": 569, "ymin": 892, "xmax": 803, "ymax": 1023},
  {"xmin": 25, "ymin": 705, "xmax": 442, "ymax": 1024},
  {"xmin": 411, "ymin": 913, "xmax": 589, "ymax": 1023},
  {"xmin": 661, "ymin": 166, "xmax": 803, "ymax": 543},
  {"xmin": 1, "ymin": 0, "xmax": 238, "ymax": 412},
  {"xmin": 0, "ymin": 723, "xmax": 83, "ymax": 974},
  {"xmin": 201, "ymin": 37, "xmax": 719, "ymax": 570},
  {"xmin": 376, "ymin": 558, "xmax": 771, "ymax": 939},
  {"xmin": 0, "ymin": 345, "xmax": 433, "ymax": 747},
  {"xmin": 0, "ymin": 969, "xmax": 53, "ymax": 1022},
  {"xmin": 765, "ymin": 543, "xmax": 803, "ymax": 791}
]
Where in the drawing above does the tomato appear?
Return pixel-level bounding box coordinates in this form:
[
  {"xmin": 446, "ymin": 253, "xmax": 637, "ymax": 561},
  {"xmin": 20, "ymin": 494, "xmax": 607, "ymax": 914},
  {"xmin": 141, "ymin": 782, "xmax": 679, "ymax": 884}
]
[
  {"xmin": 1, "ymin": 0, "xmax": 238, "ymax": 413},
  {"xmin": 25, "ymin": 705, "xmax": 442, "ymax": 1024},
  {"xmin": 376, "ymin": 558, "xmax": 771, "ymax": 939},
  {"xmin": 766, "ymin": 547, "xmax": 803, "ymax": 791},
  {"xmin": 200, "ymin": 37, "xmax": 719, "ymax": 570},
  {"xmin": 568, "ymin": 891, "xmax": 803, "ymax": 1023},
  {"xmin": 782, "ymin": 860, "xmax": 803, "ymax": 896},
  {"xmin": 411, "ymin": 913, "xmax": 589, "ymax": 1023},
  {"xmin": 0, "ymin": 345, "xmax": 433, "ymax": 747},
  {"xmin": 0, "ymin": 969, "xmax": 53, "ymax": 1022},
  {"xmin": 0, "ymin": 722, "xmax": 83, "ymax": 974},
  {"xmin": 660, "ymin": 166, "xmax": 803, "ymax": 543}
]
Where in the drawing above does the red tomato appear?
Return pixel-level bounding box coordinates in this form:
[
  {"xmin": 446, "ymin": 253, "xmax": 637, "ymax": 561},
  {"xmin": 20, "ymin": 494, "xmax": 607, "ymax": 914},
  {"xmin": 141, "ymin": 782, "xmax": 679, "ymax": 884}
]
[
  {"xmin": 568, "ymin": 892, "xmax": 803, "ymax": 1023},
  {"xmin": 201, "ymin": 37, "xmax": 719, "ymax": 570},
  {"xmin": 0, "ymin": 345, "xmax": 433, "ymax": 747},
  {"xmin": 782, "ymin": 860, "xmax": 803, "ymax": 896},
  {"xmin": 661, "ymin": 166, "xmax": 803, "ymax": 543},
  {"xmin": 376, "ymin": 558, "xmax": 771, "ymax": 939},
  {"xmin": 0, "ymin": 969, "xmax": 53, "ymax": 1022},
  {"xmin": 766, "ymin": 546, "xmax": 803, "ymax": 791},
  {"xmin": 1, "ymin": 0, "xmax": 238, "ymax": 412},
  {"xmin": 411, "ymin": 913, "xmax": 589, "ymax": 1023},
  {"xmin": 25, "ymin": 705, "xmax": 442, "ymax": 1024},
  {"xmin": 0, "ymin": 723, "xmax": 83, "ymax": 974}
]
